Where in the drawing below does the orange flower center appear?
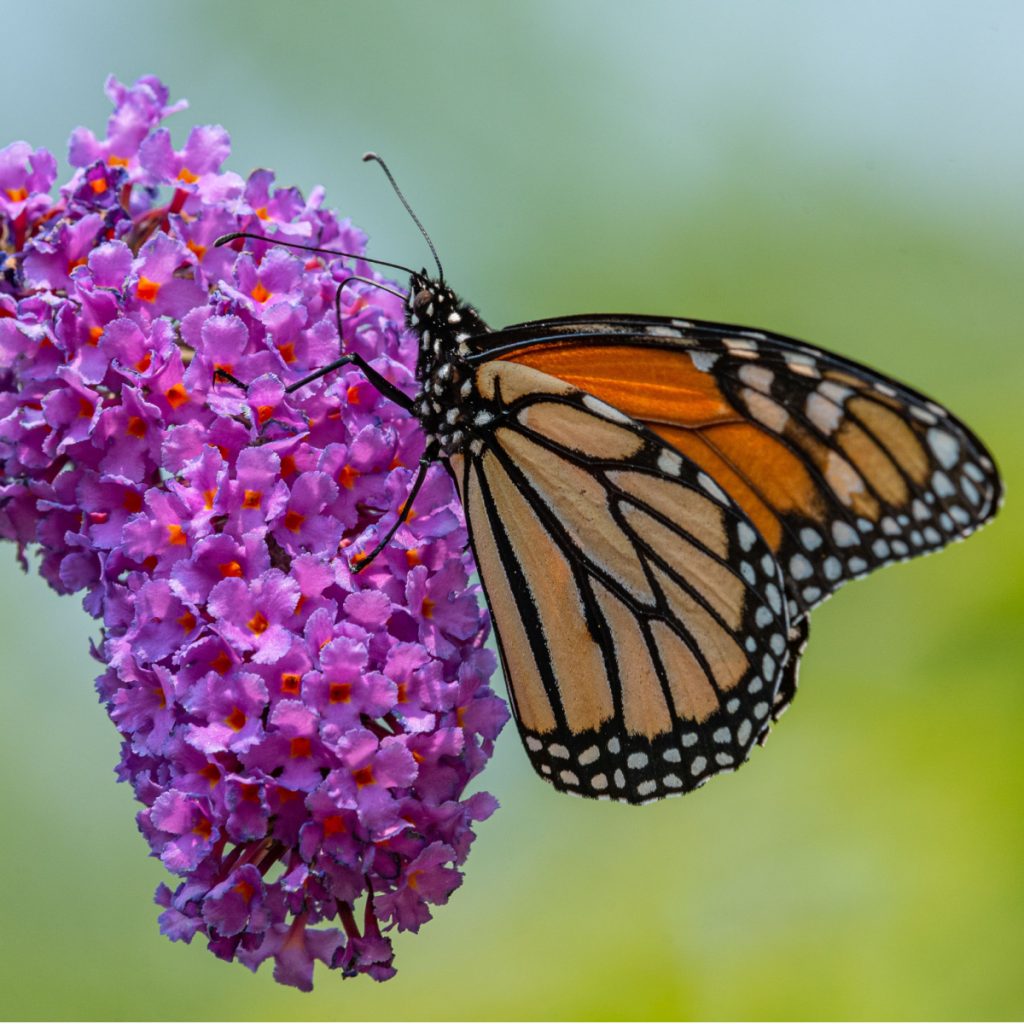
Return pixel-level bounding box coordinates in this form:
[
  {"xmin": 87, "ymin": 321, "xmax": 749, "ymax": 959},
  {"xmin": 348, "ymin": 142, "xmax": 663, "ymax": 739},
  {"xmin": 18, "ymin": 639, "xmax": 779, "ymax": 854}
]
[
  {"xmin": 225, "ymin": 706, "xmax": 247, "ymax": 731},
  {"xmin": 247, "ymin": 611, "xmax": 269, "ymax": 634},
  {"xmin": 165, "ymin": 383, "xmax": 189, "ymax": 409},
  {"xmin": 210, "ymin": 651, "xmax": 233, "ymax": 675},
  {"xmin": 135, "ymin": 276, "xmax": 160, "ymax": 302},
  {"xmin": 328, "ymin": 682, "xmax": 352, "ymax": 704}
]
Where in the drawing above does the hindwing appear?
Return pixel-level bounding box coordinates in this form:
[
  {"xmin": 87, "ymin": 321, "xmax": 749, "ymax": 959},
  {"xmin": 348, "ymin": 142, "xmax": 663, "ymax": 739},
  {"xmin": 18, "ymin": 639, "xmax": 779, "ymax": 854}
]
[{"xmin": 450, "ymin": 360, "xmax": 806, "ymax": 803}]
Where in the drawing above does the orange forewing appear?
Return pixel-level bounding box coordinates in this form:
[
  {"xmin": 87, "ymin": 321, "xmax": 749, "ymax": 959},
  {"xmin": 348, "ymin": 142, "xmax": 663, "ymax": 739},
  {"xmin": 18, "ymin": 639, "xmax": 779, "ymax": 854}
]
[{"xmin": 500, "ymin": 343, "xmax": 823, "ymax": 551}]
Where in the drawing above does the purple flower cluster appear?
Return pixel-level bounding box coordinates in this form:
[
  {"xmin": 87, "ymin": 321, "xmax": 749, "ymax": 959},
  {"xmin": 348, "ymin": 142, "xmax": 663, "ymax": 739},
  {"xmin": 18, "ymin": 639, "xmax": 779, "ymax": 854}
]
[{"xmin": 0, "ymin": 75, "xmax": 507, "ymax": 989}]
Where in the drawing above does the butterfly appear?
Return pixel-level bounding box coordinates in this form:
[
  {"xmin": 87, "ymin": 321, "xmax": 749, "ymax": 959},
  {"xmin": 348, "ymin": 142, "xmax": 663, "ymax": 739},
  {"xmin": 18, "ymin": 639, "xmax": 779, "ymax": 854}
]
[{"xmin": 218, "ymin": 157, "xmax": 1003, "ymax": 805}]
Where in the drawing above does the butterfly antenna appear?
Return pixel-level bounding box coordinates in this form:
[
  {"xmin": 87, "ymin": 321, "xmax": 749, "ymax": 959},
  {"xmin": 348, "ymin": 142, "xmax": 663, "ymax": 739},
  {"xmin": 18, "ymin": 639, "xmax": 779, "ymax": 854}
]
[
  {"xmin": 213, "ymin": 231, "xmax": 418, "ymax": 280},
  {"xmin": 362, "ymin": 152, "xmax": 444, "ymax": 283}
]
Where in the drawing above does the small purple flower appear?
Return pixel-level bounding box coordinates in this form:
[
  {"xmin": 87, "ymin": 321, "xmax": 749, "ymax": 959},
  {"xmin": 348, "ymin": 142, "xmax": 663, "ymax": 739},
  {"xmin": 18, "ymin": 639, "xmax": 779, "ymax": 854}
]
[
  {"xmin": 139, "ymin": 123, "xmax": 232, "ymax": 188},
  {"xmin": 0, "ymin": 141, "xmax": 57, "ymax": 223},
  {"xmin": 22, "ymin": 212, "xmax": 106, "ymax": 291},
  {"xmin": 0, "ymin": 75, "xmax": 506, "ymax": 989}
]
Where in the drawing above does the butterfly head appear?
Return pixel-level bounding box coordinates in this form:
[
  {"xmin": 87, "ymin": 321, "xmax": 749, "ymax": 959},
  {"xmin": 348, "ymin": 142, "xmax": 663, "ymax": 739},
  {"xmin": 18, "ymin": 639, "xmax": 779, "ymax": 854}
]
[
  {"xmin": 406, "ymin": 271, "xmax": 454, "ymax": 326},
  {"xmin": 406, "ymin": 273, "xmax": 490, "ymax": 376}
]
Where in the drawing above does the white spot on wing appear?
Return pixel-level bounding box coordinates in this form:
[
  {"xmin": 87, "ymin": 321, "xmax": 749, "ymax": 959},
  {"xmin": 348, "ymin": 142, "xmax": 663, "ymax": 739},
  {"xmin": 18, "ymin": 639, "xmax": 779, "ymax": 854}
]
[
  {"xmin": 946, "ymin": 510, "xmax": 970, "ymax": 535},
  {"xmin": 825, "ymin": 452, "xmax": 865, "ymax": 505},
  {"xmin": 785, "ymin": 351, "xmax": 818, "ymax": 371},
  {"xmin": 743, "ymin": 388, "xmax": 789, "ymax": 432},
  {"xmin": 806, "ymin": 391, "xmax": 842, "ymax": 434},
  {"xmin": 657, "ymin": 449, "xmax": 683, "ymax": 476},
  {"xmin": 582, "ymin": 393, "xmax": 632, "ymax": 424},
  {"xmin": 737, "ymin": 522, "xmax": 757, "ymax": 551},
  {"xmin": 801, "ymin": 528, "xmax": 822, "ymax": 550},
  {"xmin": 698, "ymin": 472, "xmax": 730, "ymax": 504},
  {"xmin": 689, "ymin": 350, "xmax": 719, "ymax": 372},
  {"xmin": 932, "ymin": 471, "xmax": 956, "ymax": 497},
  {"xmin": 724, "ymin": 336, "xmax": 759, "ymax": 354},
  {"xmin": 832, "ymin": 520, "xmax": 859, "ymax": 547},
  {"xmin": 738, "ymin": 364, "xmax": 774, "ymax": 391},
  {"xmin": 789, "ymin": 554, "xmax": 813, "ymax": 580},
  {"xmin": 819, "ymin": 380, "xmax": 852, "ymax": 404},
  {"xmin": 927, "ymin": 428, "xmax": 960, "ymax": 469}
]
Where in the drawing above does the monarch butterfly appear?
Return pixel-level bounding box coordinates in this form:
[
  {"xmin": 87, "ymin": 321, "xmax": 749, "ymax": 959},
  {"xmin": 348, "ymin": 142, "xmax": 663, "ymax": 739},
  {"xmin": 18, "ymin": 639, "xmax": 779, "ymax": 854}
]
[{"xmin": 219, "ymin": 156, "xmax": 1002, "ymax": 805}]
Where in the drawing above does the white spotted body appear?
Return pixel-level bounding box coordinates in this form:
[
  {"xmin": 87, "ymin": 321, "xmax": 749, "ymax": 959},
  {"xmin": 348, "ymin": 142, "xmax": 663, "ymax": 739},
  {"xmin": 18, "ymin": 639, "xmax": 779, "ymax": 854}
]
[{"xmin": 407, "ymin": 272, "xmax": 491, "ymax": 454}]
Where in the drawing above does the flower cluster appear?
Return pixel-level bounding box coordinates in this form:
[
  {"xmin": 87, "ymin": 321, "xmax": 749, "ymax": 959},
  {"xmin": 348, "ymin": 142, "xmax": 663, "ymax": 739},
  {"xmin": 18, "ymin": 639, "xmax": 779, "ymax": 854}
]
[{"xmin": 0, "ymin": 75, "xmax": 507, "ymax": 989}]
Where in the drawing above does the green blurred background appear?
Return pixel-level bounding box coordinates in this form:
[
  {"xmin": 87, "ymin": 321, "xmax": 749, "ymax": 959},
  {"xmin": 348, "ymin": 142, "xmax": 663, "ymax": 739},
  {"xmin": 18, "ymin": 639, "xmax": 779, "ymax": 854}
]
[{"xmin": 2, "ymin": 2, "xmax": 1022, "ymax": 1019}]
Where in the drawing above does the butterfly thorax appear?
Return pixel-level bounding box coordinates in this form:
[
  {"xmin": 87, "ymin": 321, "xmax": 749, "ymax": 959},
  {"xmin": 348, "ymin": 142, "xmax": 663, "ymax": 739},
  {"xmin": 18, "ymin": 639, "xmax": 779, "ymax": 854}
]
[{"xmin": 407, "ymin": 272, "xmax": 492, "ymax": 454}]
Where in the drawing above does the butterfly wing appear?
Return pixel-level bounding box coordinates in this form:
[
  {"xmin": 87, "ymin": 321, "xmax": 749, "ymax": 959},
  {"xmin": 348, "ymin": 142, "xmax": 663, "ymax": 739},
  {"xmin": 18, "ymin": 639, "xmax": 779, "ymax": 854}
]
[
  {"xmin": 469, "ymin": 314, "xmax": 1002, "ymax": 624},
  {"xmin": 449, "ymin": 359, "xmax": 805, "ymax": 804}
]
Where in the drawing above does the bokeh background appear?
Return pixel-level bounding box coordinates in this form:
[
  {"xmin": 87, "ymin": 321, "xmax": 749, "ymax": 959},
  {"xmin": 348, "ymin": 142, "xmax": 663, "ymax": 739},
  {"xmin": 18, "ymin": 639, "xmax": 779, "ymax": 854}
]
[{"xmin": 2, "ymin": 2, "xmax": 1022, "ymax": 1019}]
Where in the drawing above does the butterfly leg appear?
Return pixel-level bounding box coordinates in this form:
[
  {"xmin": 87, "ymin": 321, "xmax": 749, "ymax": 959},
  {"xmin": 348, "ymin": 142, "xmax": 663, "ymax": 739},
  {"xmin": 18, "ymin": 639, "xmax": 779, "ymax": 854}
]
[
  {"xmin": 352, "ymin": 445, "xmax": 439, "ymax": 572},
  {"xmin": 285, "ymin": 354, "xmax": 414, "ymax": 411},
  {"xmin": 213, "ymin": 367, "xmax": 249, "ymax": 389},
  {"xmin": 213, "ymin": 351, "xmax": 412, "ymax": 412}
]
